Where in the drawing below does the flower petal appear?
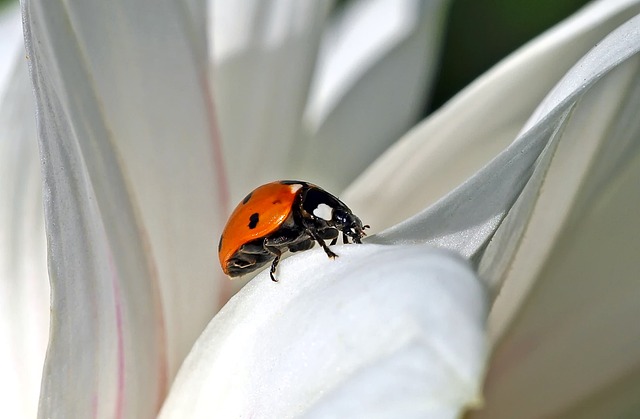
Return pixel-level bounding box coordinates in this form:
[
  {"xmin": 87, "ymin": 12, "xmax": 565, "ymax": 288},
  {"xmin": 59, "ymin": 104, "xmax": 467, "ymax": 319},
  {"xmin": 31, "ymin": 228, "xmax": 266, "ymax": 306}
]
[
  {"xmin": 362, "ymin": 8, "xmax": 640, "ymax": 263},
  {"xmin": 344, "ymin": 0, "xmax": 640, "ymax": 231},
  {"xmin": 159, "ymin": 245, "xmax": 487, "ymax": 418},
  {"xmin": 0, "ymin": 49, "xmax": 49, "ymax": 419},
  {"xmin": 480, "ymin": 12, "xmax": 640, "ymax": 294},
  {"xmin": 211, "ymin": 0, "xmax": 333, "ymax": 202},
  {"xmin": 469, "ymin": 18, "xmax": 640, "ymax": 418},
  {"xmin": 294, "ymin": 0, "xmax": 451, "ymax": 192},
  {"xmin": 23, "ymin": 0, "xmax": 225, "ymax": 416}
]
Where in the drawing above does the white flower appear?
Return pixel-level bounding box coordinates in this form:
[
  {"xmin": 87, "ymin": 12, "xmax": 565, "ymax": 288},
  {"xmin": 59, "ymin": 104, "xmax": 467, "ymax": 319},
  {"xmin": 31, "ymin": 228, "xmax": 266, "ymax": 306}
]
[
  {"xmin": 0, "ymin": 3, "xmax": 48, "ymax": 418},
  {"xmin": 1, "ymin": 0, "xmax": 639, "ymax": 417}
]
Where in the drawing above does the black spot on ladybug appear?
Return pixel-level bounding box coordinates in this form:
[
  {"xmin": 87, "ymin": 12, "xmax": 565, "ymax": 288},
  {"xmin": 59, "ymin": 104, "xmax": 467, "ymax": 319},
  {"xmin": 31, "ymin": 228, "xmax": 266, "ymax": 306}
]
[
  {"xmin": 248, "ymin": 213, "xmax": 259, "ymax": 229},
  {"xmin": 242, "ymin": 192, "xmax": 253, "ymax": 204},
  {"xmin": 218, "ymin": 235, "xmax": 223, "ymax": 252}
]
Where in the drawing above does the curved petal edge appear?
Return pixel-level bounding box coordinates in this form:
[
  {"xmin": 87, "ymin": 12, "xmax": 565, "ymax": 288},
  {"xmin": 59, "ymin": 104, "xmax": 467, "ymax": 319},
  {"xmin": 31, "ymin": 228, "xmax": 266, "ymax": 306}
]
[{"xmin": 160, "ymin": 244, "xmax": 488, "ymax": 419}]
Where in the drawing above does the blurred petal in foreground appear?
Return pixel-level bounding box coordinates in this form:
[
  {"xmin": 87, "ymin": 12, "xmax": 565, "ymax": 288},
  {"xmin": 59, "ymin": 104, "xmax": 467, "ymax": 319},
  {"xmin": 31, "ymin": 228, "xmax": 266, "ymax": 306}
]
[
  {"xmin": 23, "ymin": 0, "xmax": 226, "ymax": 416},
  {"xmin": 160, "ymin": 245, "xmax": 487, "ymax": 418},
  {"xmin": 0, "ymin": 3, "xmax": 22, "ymax": 96},
  {"xmin": 0, "ymin": 37, "xmax": 49, "ymax": 419}
]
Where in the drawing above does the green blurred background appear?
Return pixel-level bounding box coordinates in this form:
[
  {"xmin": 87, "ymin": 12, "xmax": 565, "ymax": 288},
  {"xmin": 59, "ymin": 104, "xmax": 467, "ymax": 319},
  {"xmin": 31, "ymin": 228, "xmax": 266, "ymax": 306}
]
[
  {"xmin": 429, "ymin": 0, "xmax": 592, "ymax": 112},
  {"xmin": 2, "ymin": 0, "xmax": 593, "ymax": 113}
]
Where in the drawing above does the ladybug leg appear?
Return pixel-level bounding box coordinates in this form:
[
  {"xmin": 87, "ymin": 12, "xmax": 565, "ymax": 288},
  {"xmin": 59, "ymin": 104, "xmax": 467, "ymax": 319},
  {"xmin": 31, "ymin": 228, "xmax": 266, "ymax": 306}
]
[
  {"xmin": 332, "ymin": 232, "xmax": 348, "ymax": 245},
  {"xmin": 319, "ymin": 229, "xmax": 340, "ymax": 250},
  {"xmin": 317, "ymin": 228, "xmax": 339, "ymax": 246},
  {"xmin": 318, "ymin": 228, "xmax": 338, "ymax": 242},
  {"xmin": 263, "ymin": 230, "xmax": 308, "ymax": 281},
  {"xmin": 308, "ymin": 229, "xmax": 338, "ymax": 259},
  {"xmin": 269, "ymin": 256, "xmax": 280, "ymax": 282},
  {"xmin": 264, "ymin": 245, "xmax": 282, "ymax": 282}
]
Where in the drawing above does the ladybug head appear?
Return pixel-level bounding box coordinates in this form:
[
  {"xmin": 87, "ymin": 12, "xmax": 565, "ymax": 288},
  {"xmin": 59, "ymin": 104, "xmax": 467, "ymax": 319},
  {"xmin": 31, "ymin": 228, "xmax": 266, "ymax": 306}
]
[
  {"xmin": 332, "ymin": 208, "xmax": 368, "ymax": 243},
  {"xmin": 300, "ymin": 185, "xmax": 369, "ymax": 243}
]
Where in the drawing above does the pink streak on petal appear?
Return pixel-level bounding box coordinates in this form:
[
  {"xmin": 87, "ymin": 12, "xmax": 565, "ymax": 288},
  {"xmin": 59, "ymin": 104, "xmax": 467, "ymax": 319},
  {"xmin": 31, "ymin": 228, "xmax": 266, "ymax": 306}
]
[
  {"xmin": 119, "ymin": 184, "xmax": 170, "ymax": 413},
  {"xmin": 110, "ymin": 264, "xmax": 126, "ymax": 419},
  {"xmin": 152, "ymin": 298, "xmax": 169, "ymax": 414},
  {"xmin": 139, "ymin": 229, "xmax": 169, "ymax": 413}
]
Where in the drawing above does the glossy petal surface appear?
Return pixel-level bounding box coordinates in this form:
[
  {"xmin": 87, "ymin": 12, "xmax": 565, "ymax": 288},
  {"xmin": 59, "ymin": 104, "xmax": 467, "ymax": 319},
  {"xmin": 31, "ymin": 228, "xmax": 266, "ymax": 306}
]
[
  {"xmin": 160, "ymin": 245, "xmax": 487, "ymax": 419},
  {"xmin": 0, "ymin": 47, "xmax": 49, "ymax": 419}
]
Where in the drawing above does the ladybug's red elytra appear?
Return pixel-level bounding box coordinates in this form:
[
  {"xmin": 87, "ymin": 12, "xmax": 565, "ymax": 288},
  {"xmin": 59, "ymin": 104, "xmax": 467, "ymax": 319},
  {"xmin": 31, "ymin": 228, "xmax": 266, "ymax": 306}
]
[{"xmin": 218, "ymin": 180, "xmax": 369, "ymax": 282}]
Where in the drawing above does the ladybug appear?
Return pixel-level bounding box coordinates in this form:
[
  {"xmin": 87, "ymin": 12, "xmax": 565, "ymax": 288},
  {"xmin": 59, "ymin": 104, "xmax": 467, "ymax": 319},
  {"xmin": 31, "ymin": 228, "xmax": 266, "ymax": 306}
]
[{"xmin": 218, "ymin": 180, "xmax": 369, "ymax": 282}]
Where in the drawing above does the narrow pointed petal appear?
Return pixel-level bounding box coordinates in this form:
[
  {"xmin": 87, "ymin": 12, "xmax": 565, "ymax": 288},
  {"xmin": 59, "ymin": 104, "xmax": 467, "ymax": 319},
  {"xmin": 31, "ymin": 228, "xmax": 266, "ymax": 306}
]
[
  {"xmin": 344, "ymin": 0, "xmax": 640, "ymax": 231},
  {"xmin": 159, "ymin": 245, "xmax": 487, "ymax": 418},
  {"xmin": 362, "ymin": 10, "xmax": 640, "ymax": 264},
  {"xmin": 469, "ymin": 19, "xmax": 640, "ymax": 418},
  {"xmin": 211, "ymin": 0, "xmax": 333, "ymax": 202},
  {"xmin": 0, "ymin": 53, "xmax": 49, "ymax": 419},
  {"xmin": 23, "ymin": 0, "xmax": 225, "ymax": 416},
  {"xmin": 296, "ymin": 0, "xmax": 452, "ymax": 192}
]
